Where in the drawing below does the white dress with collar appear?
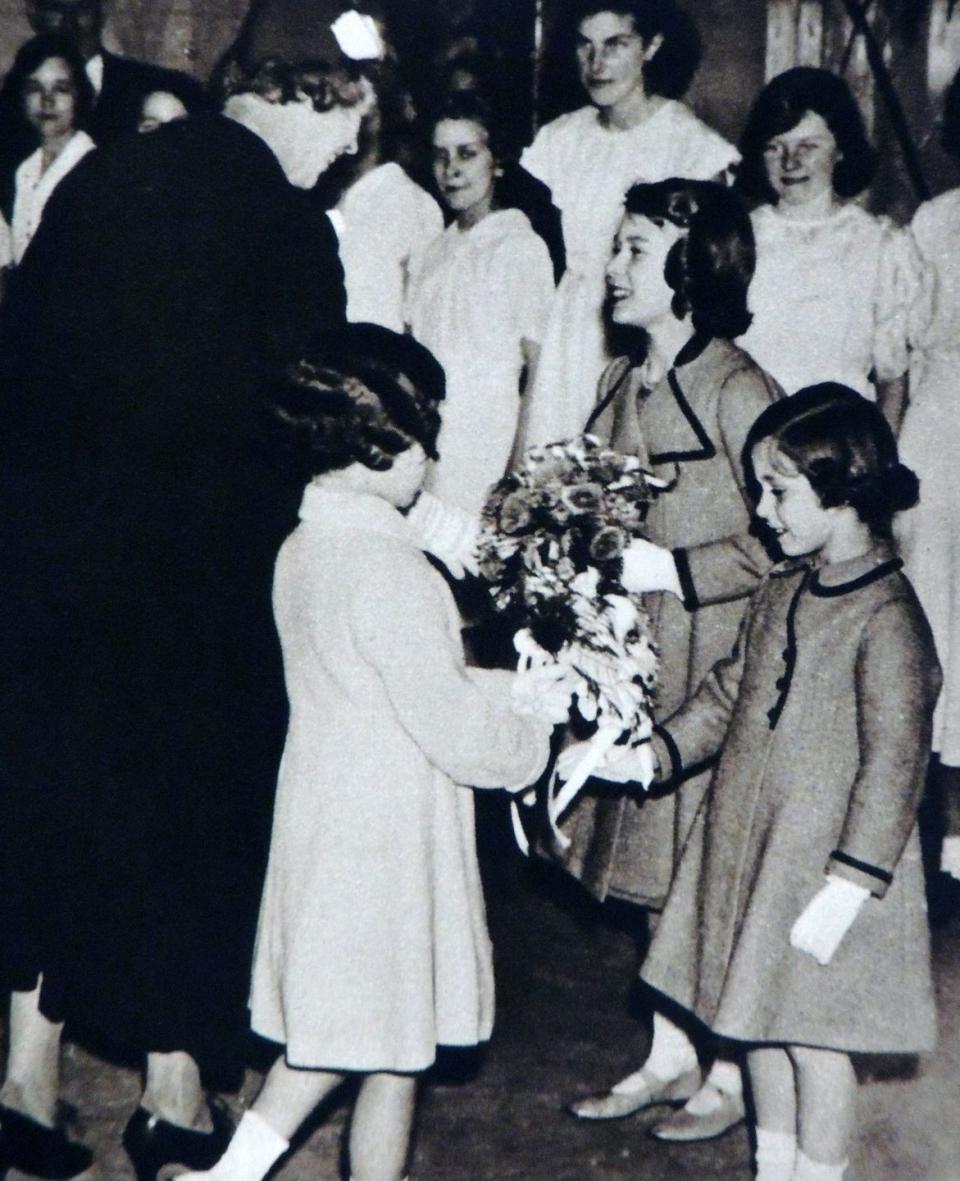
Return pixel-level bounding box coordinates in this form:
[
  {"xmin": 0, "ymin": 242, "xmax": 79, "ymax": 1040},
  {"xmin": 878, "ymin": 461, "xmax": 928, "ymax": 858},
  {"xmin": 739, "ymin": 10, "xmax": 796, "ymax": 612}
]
[{"xmin": 11, "ymin": 130, "xmax": 95, "ymax": 264}]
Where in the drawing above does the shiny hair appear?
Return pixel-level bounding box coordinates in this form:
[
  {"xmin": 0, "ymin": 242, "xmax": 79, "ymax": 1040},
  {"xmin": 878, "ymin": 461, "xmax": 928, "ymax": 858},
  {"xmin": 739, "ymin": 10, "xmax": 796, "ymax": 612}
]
[
  {"xmin": 267, "ymin": 324, "xmax": 444, "ymax": 478},
  {"xmin": 1, "ymin": 33, "xmax": 95, "ymax": 130},
  {"xmin": 744, "ymin": 383, "xmax": 918, "ymax": 538},
  {"xmin": 737, "ymin": 67, "xmax": 876, "ymax": 205},
  {"xmin": 571, "ymin": 0, "xmax": 701, "ymax": 98},
  {"xmin": 621, "ymin": 178, "xmax": 755, "ymax": 339}
]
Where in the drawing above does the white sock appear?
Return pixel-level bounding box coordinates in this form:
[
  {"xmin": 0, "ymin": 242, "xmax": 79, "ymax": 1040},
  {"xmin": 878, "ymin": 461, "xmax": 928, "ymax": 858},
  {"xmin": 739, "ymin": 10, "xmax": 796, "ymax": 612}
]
[
  {"xmin": 682, "ymin": 1056, "xmax": 744, "ymax": 1115},
  {"xmin": 794, "ymin": 1148, "xmax": 849, "ymax": 1181},
  {"xmin": 755, "ymin": 1127, "xmax": 797, "ymax": 1181},
  {"xmin": 612, "ymin": 1012, "xmax": 698, "ymax": 1092},
  {"xmin": 179, "ymin": 1110, "xmax": 289, "ymax": 1181},
  {"xmin": 706, "ymin": 1056, "xmax": 743, "ymax": 1097}
]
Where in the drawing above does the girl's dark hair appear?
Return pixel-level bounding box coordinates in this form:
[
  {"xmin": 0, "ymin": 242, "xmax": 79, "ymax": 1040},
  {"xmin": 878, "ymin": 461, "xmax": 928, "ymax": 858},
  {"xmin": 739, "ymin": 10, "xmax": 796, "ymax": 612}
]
[
  {"xmin": 428, "ymin": 90, "xmax": 509, "ymax": 164},
  {"xmin": 268, "ymin": 324, "xmax": 444, "ymax": 478},
  {"xmin": 941, "ymin": 66, "xmax": 960, "ymax": 159},
  {"xmin": 622, "ymin": 178, "xmax": 755, "ymax": 339},
  {"xmin": 743, "ymin": 383, "xmax": 918, "ymax": 538},
  {"xmin": 1, "ymin": 33, "xmax": 95, "ymax": 131},
  {"xmin": 737, "ymin": 67, "xmax": 877, "ymax": 205},
  {"xmin": 571, "ymin": 0, "xmax": 702, "ymax": 99}
]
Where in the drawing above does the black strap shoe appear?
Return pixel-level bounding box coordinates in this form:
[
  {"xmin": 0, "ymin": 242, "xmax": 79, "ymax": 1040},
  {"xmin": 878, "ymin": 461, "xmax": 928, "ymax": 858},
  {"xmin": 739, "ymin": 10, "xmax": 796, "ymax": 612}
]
[
  {"xmin": 0, "ymin": 1105, "xmax": 93, "ymax": 1179},
  {"xmin": 122, "ymin": 1097, "xmax": 233, "ymax": 1181}
]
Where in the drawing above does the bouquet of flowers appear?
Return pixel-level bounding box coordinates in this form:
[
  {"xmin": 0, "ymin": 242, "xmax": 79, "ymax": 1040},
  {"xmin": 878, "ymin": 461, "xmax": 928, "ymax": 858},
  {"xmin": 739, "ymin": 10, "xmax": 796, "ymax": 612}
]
[{"xmin": 477, "ymin": 436, "xmax": 666, "ymax": 852}]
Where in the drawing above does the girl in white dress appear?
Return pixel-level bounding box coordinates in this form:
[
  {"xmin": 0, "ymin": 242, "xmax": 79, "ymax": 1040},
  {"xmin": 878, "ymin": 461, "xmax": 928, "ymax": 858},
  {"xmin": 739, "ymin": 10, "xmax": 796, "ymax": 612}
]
[
  {"xmin": 899, "ymin": 68, "xmax": 960, "ymax": 864},
  {"xmin": 517, "ymin": 0, "xmax": 738, "ymax": 448},
  {"xmin": 181, "ymin": 325, "xmax": 551, "ymax": 1181},
  {"xmin": 406, "ymin": 92, "xmax": 556, "ymax": 515},
  {"xmin": 736, "ymin": 67, "xmax": 923, "ymax": 432},
  {"xmin": 0, "ymin": 34, "xmax": 96, "ymax": 265}
]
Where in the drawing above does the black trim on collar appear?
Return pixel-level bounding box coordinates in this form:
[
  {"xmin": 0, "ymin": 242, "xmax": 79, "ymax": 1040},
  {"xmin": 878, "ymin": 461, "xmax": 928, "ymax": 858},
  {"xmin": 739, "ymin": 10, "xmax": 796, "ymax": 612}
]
[
  {"xmin": 810, "ymin": 558, "xmax": 903, "ymax": 598},
  {"xmin": 829, "ymin": 849, "xmax": 893, "ymax": 886},
  {"xmin": 585, "ymin": 363, "xmax": 633, "ymax": 436},
  {"xmin": 649, "ymin": 370, "xmax": 718, "ymax": 465},
  {"xmin": 674, "ymin": 332, "xmax": 711, "ymax": 369}
]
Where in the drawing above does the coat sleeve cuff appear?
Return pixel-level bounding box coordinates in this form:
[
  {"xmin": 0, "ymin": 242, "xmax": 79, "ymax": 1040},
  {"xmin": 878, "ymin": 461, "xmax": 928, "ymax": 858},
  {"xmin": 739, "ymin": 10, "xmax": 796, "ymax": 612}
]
[
  {"xmin": 671, "ymin": 547, "xmax": 698, "ymax": 612},
  {"xmin": 826, "ymin": 849, "xmax": 893, "ymax": 898},
  {"xmin": 651, "ymin": 724, "xmax": 682, "ymax": 784}
]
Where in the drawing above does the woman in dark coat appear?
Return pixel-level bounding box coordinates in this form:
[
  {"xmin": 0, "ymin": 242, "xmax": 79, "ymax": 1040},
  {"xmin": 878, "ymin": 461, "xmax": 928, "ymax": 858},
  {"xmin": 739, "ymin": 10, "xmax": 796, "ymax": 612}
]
[{"xmin": 0, "ymin": 72, "xmax": 347, "ymax": 1180}]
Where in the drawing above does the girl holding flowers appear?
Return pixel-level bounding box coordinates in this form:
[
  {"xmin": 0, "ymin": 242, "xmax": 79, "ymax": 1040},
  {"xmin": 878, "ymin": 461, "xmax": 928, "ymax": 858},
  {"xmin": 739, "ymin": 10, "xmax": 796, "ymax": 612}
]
[
  {"xmin": 563, "ymin": 178, "xmax": 781, "ymax": 1141},
  {"xmin": 590, "ymin": 384, "xmax": 940, "ymax": 1180},
  {"xmin": 181, "ymin": 325, "xmax": 551, "ymax": 1181}
]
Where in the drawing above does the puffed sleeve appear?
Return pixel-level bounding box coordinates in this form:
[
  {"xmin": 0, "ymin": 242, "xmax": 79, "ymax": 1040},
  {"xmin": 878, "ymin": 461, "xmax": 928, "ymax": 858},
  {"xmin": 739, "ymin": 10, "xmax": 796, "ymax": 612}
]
[
  {"xmin": 504, "ymin": 226, "xmax": 556, "ymax": 345},
  {"xmin": 827, "ymin": 594, "xmax": 942, "ymax": 897},
  {"xmin": 519, "ymin": 121, "xmax": 557, "ymax": 191},
  {"xmin": 872, "ymin": 220, "xmax": 928, "ymax": 382},
  {"xmin": 351, "ymin": 549, "xmax": 551, "ymax": 790},
  {"xmin": 675, "ymin": 362, "xmax": 780, "ymax": 607}
]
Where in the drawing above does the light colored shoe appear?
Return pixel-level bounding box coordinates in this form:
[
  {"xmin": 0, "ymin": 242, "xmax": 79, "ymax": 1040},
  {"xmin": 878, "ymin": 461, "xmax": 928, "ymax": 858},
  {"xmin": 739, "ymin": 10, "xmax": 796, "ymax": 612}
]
[
  {"xmin": 567, "ymin": 1065, "xmax": 702, "ymax": 1121},
  {"xmin": 650, "ymin": 1086, "xmax": 745, "ymax": 1142}
]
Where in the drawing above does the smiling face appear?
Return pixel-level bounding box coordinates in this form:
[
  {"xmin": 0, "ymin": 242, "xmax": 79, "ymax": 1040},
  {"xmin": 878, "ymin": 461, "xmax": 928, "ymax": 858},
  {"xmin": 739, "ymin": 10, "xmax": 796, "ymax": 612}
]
[
  {"xmin": 605, "ymin": 211, "xmax": 683, "ymax": 329},
  {"xmin": 751, "ymin": 439, "xmax": 839, "ymax": 558},
  {"xmin": 575, "ymin": 11, "xmax": 654, "ymax": 111},
  {"xmin": 762, "ymin": 109, "xmax": 842, "ymax": 209},
  {"xmin": 431, "ymin": 117, "xmax": 497, "ymax": 228},
  {"xmin": 23, "ymin": 55, "xmax": 78, "ymax": 144}
]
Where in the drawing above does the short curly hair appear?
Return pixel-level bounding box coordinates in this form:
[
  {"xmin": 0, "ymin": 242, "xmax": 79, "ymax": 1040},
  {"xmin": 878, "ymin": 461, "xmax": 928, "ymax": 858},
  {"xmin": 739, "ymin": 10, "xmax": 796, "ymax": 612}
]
[
  {"xmin": 268, "ymin": 324, "xmax": 445, "ymax": 479},
  {"xmin": 743, "ymin": 383, "xmax": 919, "ymax": 539},
  {"xmin": 736, "ymin": 67, "xmax": 877, "ymax": 205},
  {"xmin": 621, "ymin": 178, "xmax": 755, "ymax": 340},
  {"xmin": 571, "ymin": 0, "xmax": 702, "ymax": 99}
]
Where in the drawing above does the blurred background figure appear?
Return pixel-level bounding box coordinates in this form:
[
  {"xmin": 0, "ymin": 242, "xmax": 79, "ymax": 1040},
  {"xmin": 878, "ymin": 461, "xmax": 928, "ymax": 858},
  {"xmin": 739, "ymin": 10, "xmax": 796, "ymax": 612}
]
[{"xmin": 137, "ymin": 87, "xmax": 190, "ymax": 132}]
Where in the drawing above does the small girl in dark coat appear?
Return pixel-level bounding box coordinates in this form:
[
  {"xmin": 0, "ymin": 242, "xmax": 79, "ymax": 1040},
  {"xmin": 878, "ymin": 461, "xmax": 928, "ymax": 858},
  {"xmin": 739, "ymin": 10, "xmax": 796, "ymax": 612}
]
[{"xmin": 581, "ymin": 385, "xmax": 940, "ymax": 1180}]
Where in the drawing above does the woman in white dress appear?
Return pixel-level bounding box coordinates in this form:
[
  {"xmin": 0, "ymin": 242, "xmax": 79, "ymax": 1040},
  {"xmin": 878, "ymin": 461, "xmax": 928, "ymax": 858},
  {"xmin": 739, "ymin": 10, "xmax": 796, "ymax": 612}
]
[
  {"xmin": 517, "ymin": 0, "xmax": 738, "ymax": 448},
  {"xmin": 736, "ymin": 67, "xmax": 923, "ymax": 433},
  {"xmin": 406, "ymin": 92, "xmax": 556, "ymax": 515},
  {"xmin": 0, "ymin": 35, "xmax": 96, "ymax": 267},
  {"xmin": 183, "ymin": 325, "xmax": 552, "ymax": 1181},
  {"xmin": 899, "ymin": 69, "xmax": 960, "ymax": 862}
]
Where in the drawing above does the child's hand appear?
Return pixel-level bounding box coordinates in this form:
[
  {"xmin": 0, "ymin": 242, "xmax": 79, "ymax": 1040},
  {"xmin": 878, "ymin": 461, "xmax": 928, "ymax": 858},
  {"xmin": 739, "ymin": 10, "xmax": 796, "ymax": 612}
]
[
  {"xmin": 942, "ymin": 836, "xmax": 960, "ymax": 880},
  {"xmin": 621, "ymin": 539, "xmax": 682, "ymax": 598},
  {"xmin": 511, "ymin": 662, "xmax": 572, "ymax": 726},
  {"xmin": 789, "ymin": 875, "xmax": 870, "ymax": 965}
]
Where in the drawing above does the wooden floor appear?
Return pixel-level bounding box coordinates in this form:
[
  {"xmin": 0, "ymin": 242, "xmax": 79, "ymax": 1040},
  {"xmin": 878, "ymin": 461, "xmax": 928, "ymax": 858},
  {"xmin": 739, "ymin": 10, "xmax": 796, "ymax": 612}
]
[{"xmin": 13, "ymin": 804, "xmax": 960, "ymax": 1181}]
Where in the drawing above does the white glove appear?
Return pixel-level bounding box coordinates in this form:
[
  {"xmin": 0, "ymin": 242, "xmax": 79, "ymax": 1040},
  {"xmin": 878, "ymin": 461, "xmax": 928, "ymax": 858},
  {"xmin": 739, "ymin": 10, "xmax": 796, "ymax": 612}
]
[
  {"xmin": 554, "ymin": 735, "xmax": 653, "ymax": 787},
  {"xmin": 941, "ymin": 836, "xmax": 960, "ymax": 880},
  {"xmin": 511, "ymin": 662, "xmax": 572, "ymax": 727},
  {"xmin": 407, "ymin": 491, "xmax": 479, "ymax": 578},
  {"xmin": 621, "ymin": 539, "xmax": 682, "ymax": 598},
  {"xmin": 789, "ymin": 875, "xmax": 870, "ymax": 966}
]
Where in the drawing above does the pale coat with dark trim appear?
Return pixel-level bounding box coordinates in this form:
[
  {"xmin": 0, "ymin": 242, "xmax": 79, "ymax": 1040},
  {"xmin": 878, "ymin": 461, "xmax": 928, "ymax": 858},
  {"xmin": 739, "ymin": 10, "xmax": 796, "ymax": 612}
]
[{"xmin": 642, "ymin": 550, "xmax": 940, "ymax": 1052}]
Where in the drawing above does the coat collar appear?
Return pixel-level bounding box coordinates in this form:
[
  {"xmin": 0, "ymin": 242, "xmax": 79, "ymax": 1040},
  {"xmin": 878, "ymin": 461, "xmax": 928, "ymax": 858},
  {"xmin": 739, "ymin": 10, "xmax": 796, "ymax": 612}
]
[
  {"xmin": 810, "ymin": 542, "xmax": 902, "ymax": 597},
  {"xmin": 298, "ymin": 483, "xmax": 413, "ymax": 545},
  {"xmin": 648, "ymin": 336, "xmax": 729, "ymax": 465}
]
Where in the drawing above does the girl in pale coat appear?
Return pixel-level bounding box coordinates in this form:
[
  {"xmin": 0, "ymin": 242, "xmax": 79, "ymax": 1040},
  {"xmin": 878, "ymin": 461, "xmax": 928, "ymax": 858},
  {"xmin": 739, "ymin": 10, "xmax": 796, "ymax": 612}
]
[
  {"xmin": 182, "ymin": 325, "xmax": 552, "ymax": 1181},
  {"xmin": 579, "ymin": 385, "xmax": 940, "ymax": 1179}
]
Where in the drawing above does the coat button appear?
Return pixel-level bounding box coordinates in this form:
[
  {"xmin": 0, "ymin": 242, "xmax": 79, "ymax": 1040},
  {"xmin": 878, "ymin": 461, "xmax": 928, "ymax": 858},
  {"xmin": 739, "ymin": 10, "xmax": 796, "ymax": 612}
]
[
  {"xmin": 775, "ymin": 676, "xmax": 787, "ymax": 690},
  {"xmin": 782, "ymin": 648, "xmax": 791, "ymax": 661}
]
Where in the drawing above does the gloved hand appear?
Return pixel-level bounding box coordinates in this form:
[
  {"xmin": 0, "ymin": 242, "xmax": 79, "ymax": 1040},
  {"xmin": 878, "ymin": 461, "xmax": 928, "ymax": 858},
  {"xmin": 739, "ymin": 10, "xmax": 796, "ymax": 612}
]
[
  {"xmin": 621, "ymin": 539, "xmax": 682, "ymax": 598},
  {"xmin": 941, "ymin": 836, "xmax": 960, "ymax": 880},
  {"xmin": 789, "ymin": 875, "xmax": 870, "ymax": 965},
  {"xmin": 511, "ymin": 661, "xmax": 573, "ymax": 727},
  {"xmin": 407, "ymin": 491, "xmax": 480, "ymax": 578},
  {"xmin": 555, "ymin": 735, "xmax": 655, "ymax": 787}
]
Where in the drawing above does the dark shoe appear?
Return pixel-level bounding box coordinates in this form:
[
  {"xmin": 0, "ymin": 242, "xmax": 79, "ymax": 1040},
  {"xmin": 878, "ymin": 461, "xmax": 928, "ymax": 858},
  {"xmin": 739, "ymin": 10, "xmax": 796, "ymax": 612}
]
[
  {"xmin": 567, "ymin": 1065, "xmax": 702, "ymax": 1120},
  {"xmin": 122, "ymin": 1099, "xmax": 233, "ymax": 1181},
  {"xmin": 650, "ymin": 1085, "xmax": 745, "ymax": 1142},
  {"xmin": 0, "ymin": 1104, "xmax": 93, "ymax": 1179}
]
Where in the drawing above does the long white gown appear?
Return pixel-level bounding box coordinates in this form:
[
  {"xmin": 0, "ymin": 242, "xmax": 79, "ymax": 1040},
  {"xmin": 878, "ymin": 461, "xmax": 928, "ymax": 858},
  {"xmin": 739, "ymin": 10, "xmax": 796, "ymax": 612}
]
[
  {"xmin": 11, "ymin": 130, "xmax": 95, "ymax": 264},
  {"xmin": 739, "ymin": 202, "xmax": 922, "ymax": 399},
  {"xmin": 328, "ymin": 161, "xmax": 442, "ymax": 331},
  {"xmin": 517, "ymin": 100, "xmax": 737, "ymax": 447},
  {"xmin": 898, "ymin": 187, "xmax": 960, "ymax": 764},
  {"xmin": 406, "ymin": 208, "xmax": 555, "ymax": 514}
]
